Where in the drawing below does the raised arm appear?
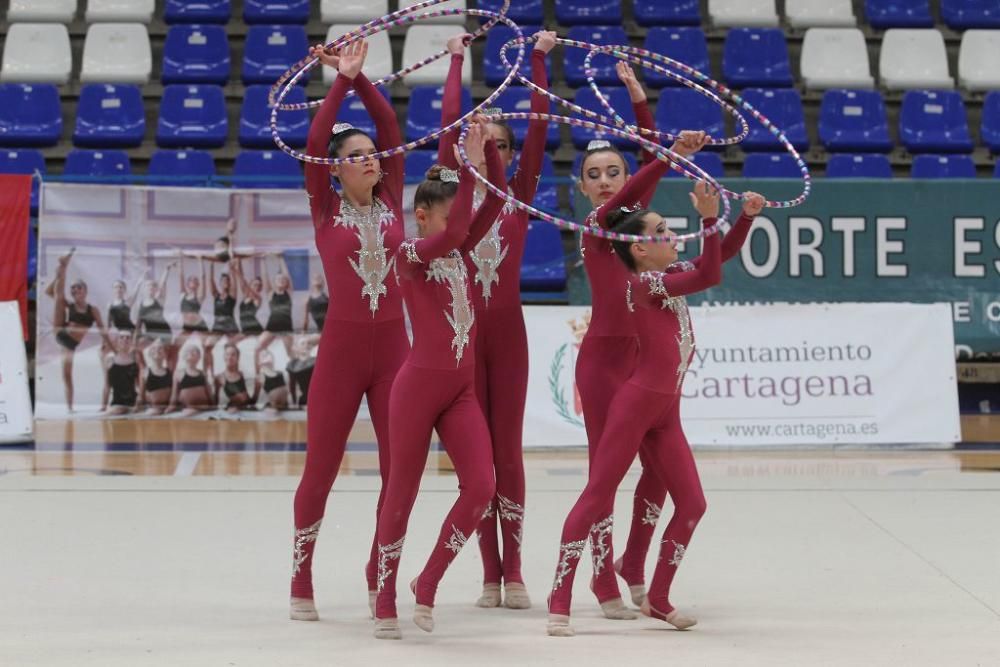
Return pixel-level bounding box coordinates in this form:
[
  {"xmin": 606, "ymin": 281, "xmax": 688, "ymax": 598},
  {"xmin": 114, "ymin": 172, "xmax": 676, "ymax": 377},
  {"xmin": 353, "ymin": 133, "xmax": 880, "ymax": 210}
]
[
  {"xmin": 354, "ymin": 68, "xmax": 404, "ymax": 207},
  {"xmin": 261, "ymin": 255, "xmax": 273, "ymax": 298},
  {"xmin": 461, "ymin": 136, "xmax": 507, "ymax": 253},
  {"xmin": 178, "ymin": 254, "xmax": 186, "ymax": 295},
  {"xmin": 510, "ymin": 32, "xmax": 555, "ymax": 203},
  {"xmin": 208, "ymin": 260, "xmax": 219, "ymax": 299},
  {"xmin": 306, "ymin": 45, "xmax": 352, "ymax": 224},
  {"xmin": 436, "ymin": 33, "xmax": 470, "ymax": 170},
  {"xmin": 158, "ymin": 261, "xmax": 174, "ymax": 306},
  {"xmin": 597, "ymin": 156, "xmax": 672, "ymax": 229},
  {"xmin": 617, "ymin": 62, "xmax": 658, "ymax": 167},
  {"xmin": 125, "ymin": 278, "xmax": 142, "ymax": 309},
  {"xmin": 688, "ymin": 192, "xmax": 764, "ymax": 267}
]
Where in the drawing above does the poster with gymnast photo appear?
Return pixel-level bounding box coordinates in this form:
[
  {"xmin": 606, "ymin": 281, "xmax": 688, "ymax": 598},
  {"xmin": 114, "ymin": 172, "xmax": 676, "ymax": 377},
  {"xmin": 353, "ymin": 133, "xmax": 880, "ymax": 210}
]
[{"xmin": 34, "ymin": 183, "xmax": 353, "ymax": 421}]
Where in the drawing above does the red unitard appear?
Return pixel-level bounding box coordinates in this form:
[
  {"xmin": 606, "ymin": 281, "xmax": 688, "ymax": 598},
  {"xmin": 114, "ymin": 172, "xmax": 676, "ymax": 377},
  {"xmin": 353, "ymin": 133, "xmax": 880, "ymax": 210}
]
[
  {"xmin": 291, "ymin": 71, "xmax": 409, "ymax": 600},
  {"xmin": 549, "ymin": 216, "xmax": 722, "ymax": 618},
  {"xmin": 374, "ymin": 142, "xmax": 508, "ymax": 620},
  {"xmin": 435, "ymin": 48, "xmax": 550, "ymax": 587}
]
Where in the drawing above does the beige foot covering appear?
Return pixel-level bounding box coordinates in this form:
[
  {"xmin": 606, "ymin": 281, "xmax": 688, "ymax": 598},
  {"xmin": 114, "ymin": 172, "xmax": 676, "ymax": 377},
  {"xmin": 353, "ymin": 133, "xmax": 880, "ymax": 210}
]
[{"xmin": 289, "ymin": 597, "xmax": 318, "ymax": 621}]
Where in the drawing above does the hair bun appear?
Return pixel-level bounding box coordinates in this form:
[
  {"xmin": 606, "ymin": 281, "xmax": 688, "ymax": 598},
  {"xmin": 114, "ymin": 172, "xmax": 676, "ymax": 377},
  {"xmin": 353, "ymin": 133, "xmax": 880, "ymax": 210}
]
[{"xmin": 425, "ymin": 164, "xmax": 444, "ymax": 181}]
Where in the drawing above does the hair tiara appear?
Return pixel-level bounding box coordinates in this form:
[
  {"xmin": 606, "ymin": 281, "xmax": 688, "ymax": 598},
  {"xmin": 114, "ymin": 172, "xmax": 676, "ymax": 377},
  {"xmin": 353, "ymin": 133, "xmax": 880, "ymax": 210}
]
[
  {"xmin": 587, "ymin": 140, "xmax": 612, "ymax": 150},
  {"xmin": 439, "ymin": 168, "xmax": 460, "ymax": 184},
  {"xmin": 332, "ymin": 122, "xmax": 355, "ymax": 135},
  {"xmin": 481, "ymin": 107, "xmax": 503, "ymax": 118}
]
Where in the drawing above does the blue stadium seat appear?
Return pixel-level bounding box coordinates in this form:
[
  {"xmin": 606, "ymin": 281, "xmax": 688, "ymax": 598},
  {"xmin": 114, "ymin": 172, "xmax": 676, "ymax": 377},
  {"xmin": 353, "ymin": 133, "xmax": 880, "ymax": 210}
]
[
  {"xmin": 911, "ymin": 154, "xmax": 976, "ymax": 178},
  {"xmin": 0, "ymin": 149, "xmax": 45, "ymax": 212},
  {"xmin": 564, "ymin": 26, "xmax": 629, "ymax": 87},
  {"xmin": 162, "ymin": 25, "xmax": 230, "ymax": 85},
  {"xmin": 665, "ymin": 152, "xmax": 725, "ymax": 179},
  {"xmin": 826, "ymin": 154, "xmax": 893, "ymax": 178},
  {"xmin": 240, "ymin": 85, "xmax": 308, "ymax": 148},
  {"xmin": 656, "ymin": 88, "xmax": 725, "ymax": 143},
  {"xmin": 995, "ymin": 160, "xmax": 1000, "ymax": 177},
  {"xmin": 634, "ymin": 0, "xmax": 701, "ymax": 26},
  {"xmin": 405, "ymin": 150, "xmax": 438, "ymax": 184},
  {"xmin": 476, "ymin": 0, "xmax": 544, "ymax": 24},
  {"xmin": 899, "ymin": 90, "xmax": 974, "ymax": 154},
  {"xmin": 156, "ymin": 84, "xmax": 228, "ymax": 148},
  {"xmin": 818, "ymin": 89, "xmax": 892, "ymax": 153},
  {"xmin": 147, "ymin": 149, "xmax": 216, "ymax": 186},
  {"xmin": 742, "ymin": 153, "xmax": 803, "ymax": 178},
  {"xmin": 723, "ymin": 28, "xmax": 793, "ymax": 88},
  {"xmin": 232, "ymin": 150, "xmax": 303, "ymax": 189},
  {"xmin": 483, "ymin": 25, "xmax": 543, "ymax": 87},
  {"xmin": 507, "ymin": 152, "xmax": 558, "ymax": 213},
  {"xmin": 244, "ymin": 0, "xmax": 309, "ymax": 24},
  {"xmin": 165, "ymin": 0, "xmax": 231, "ymax": 23},
  {"xmin": 335, "ymin": 86, "xmax": 392, "ymax": 142},
  {"xmin": 865, "ymin": 0, "xmax": 933, "ymax": 28},
  {"xmin": 981, "ymin": 91, "xmax": 1000, "ymax": 153},
  {"xmin": 242, "ymin": 25, "xmax": 309, "ymax": 86},
  {"xmin": 63, "ymin": 149, "xmax": 131, "ymax": 181},
  {"xmin": 72, "ymin": 84, "xmax": 145, "ymax": 148},
  {"xmin": 643, "ymin": 28, "xmax": 710, "ymax": 88},
  {"xmin": 739, "ymin": 89, "xmax": 809, "ymax": 152},
  {"xmin": 0, "ymin": 84, "xmax": 62, "ymax": 147},
  {"xmin": 571, "ymin": 86, "xmax": 637, "ymax": 150},
  {"xmin": 492, "ymin": 86, "xmax": 561, "ymax": 150},
  {"xmin": 407, "ymin": 85, "xmax": 472, "ymax": 145},
  {"xmin": 555, "ymin": 0, "xmax": 622, "ymax": 25},
  {"xmin": 521, "ymin": 220, "xmax": 566, "ymax": 292},
  {"xmin": 942, "ymin": 0, "xmax": 1000, "ymax": 29}
]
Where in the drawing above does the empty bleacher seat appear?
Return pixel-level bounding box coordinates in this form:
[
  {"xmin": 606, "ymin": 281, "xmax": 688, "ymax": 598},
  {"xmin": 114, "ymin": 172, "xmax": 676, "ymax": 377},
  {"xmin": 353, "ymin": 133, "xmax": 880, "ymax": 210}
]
[
  {"xmin": 739, "ymin": 89, "xmax": 809, "ymax": 152},
  {"xmin": 81, "ymin": 23, "xmax": 152, "ymax": 84},
  {"xmin": 244, "ymin": 0, "xmax": 308, "ymax": 23},
  {"xmin": 982, "ymin": 92, "xmax": 1000, "ymax": 152},
  {"xmin": 85, "ymin": 0, "xmax": 154, "ymax": 23},
  {"xmin": 492, "ymin": 86, "xmax": 561, "ymax": 150},
  {"xmin": 7, "ymin": 0, "xmax": 77, "ymax": 22},
  {"xmin": 665, "ymin": 152, "xmax": 725, "ymax": 178},
  {"xmin": 708, "ymin": 0, "xmax": 778, "ymax": 27},
  {"xmin": 475, "ymin": 0, "xmax": 544, "ymax": 24},
  {"xmin": 564, "ymin": 26, "xmax": 629, "ymax": 87},
  {"xmin": 0, "ymin": 23, "xmax": 73, "ymax": 84},
  {"xmin": 324, "ymin": 27, "xmax": 392, "ymax": 85},
  {"xmin": 742, "ymin": 153, "xmax": 802, "ymax": 178},
  {"xmin": 232, "ymin": 150, "xmax": 303, "ymax": 189},
  {"xmin": 405, "ymin": 150, "xmax": 438, "ymax": 183},
  {"xmin": 942, "ymin": 0, "xmax": 1000, "ymax": 29},
  {"xmin": 321, "ymin": 0, "xmax": 388, "ymax": 24},
  {"xmin": 958, "ymin": 30, "xmax": 1000, "ymax": 91},
  {"xmin": 406, "ymin": 85, "xmax": 472, "ymax": 145},
  {"xmin": 162, "ymin": 25, "xmax": 230, "ymax": 85},
  {"xmin": 148, "ymin": 149, "xmax": 216, "ymax": 186},
  {"xmin": 800, "ymin": 28, "xmax": 874, "ymax": 89},
  {"xmin": 656, "ymin": 88, "xmax": 725, "ymax": 142},
  {"xmin": 899, "ymin": 90, "xmax": 973, "ymax": 153},
  {"xmin": 156, "ymin": 84, "xmax": 228, "ymax": 148},
  {"xmin": 634, "ymin": 0, "xmax": 701, "ymax": 26},
  {"xmin": 643, "ymin": 27, "xmax": 710, "ymax": 87},
  {"xmin": 334, "ymin": 86, "xmax": 392, "ymax": 141},
  {"xmin": 911, "ymin": 154, "xmax": 976, "ymax": 178},
  {"xmin": 242, "ymin": 25, "xmax": 309, "ymax": 86},
  {"xmin": 164, "ymin": 0, "xmax": 230, "ymax": 23},
  {"xmin": 403, "ymin": 26, "xmax": 472, "ymax": 86},
  {"xmin": 826, "ymin": 154, "xmax": 893, "ymax": 178},
  {"xmin": 785, "ymin": 0, "xmax": 856, "ymax": 27},
  {"xmin": 879, "ymin": 29, "xmax": 952, "ymax": 90},
  {"xmin": 865, "ymin": 0, "xmax": 933, "ymax": 29},
  {"xmin": 555, "ymin": 0, "xmax": 621, "ymax": 25},
  {"xmin": 0, "ymin": 149, "xmax": 46, "ymax": 211},
  {"xmin": 483, "ymin": 25, "xmax": 543, "ymax": 87},
  {"xmin": 521, "ymin": 220, "xmax": 566, "ymax": 292},
  {"xmin": 398, "ymin": 0, "xmax": 466, "ymax": 24},
  {"xmin": 818, "ymin": 89, "xmax": 892, "ymax": 152},
  {"xmin": 63, "ymin": 149, "xmax": 131, "ymax": 181},
  {"xmin": 571, "ymin": 86, "xmax": 637, "ymax": 149},
  {"xmin": 240, "ymin": 85, "xmax": 308, "ymax": 148},
  {"xmin": 0, "ymin": 84, "xmax": 62, "ymax": 146},
  {"xmin": 73, "ymin": 84, "xmax": 145, "ymax": 148},
  {"xmin": 723, "ymin": 28, "xmax": 793, "ymax": 87}
]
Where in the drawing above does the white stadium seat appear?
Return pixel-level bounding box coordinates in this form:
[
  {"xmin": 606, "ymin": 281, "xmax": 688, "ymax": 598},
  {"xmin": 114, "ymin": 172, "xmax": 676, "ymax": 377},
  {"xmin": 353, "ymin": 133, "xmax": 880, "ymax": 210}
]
[
  {"xmin": 402, "ymin": 25, "xmax": 471, "ymax": 86},
  {"xmin": 85, "ymin": 0, "xmax": 154, "ymax": 23},
  {"xmin": 81, "ymin": 23, "xmax": 152, "ymax": 84},
  {"xmin": 323, "ymin": 26, "xmax": 393, "ymax": 85},
  {"xmin": 7, "ymin": 0, "xmax": 77, "ymax": 22},
  {"xmin": 800, "ymin": 28, "xmax": 874, "ymax": 90},
  {"xmin": 879, "ymin": 29, "xmax": 952, "ymax": 90},
  {"xmin": 708, "ymin": 0, "xmax": 778, "ymax": 27},
  {"xmin": 398, "ymin": 0, "xmax": 467, "ymax": 25},
  {"xmin": 321, "ymin": 0, "xmax": 388, "ymax": 24},
  {"xmin": 0, "ymin": 23, "xmax": 73, "ymax": 84},
  {"xmin": 785, "ymin": 0, "xmax": 856, "ymax": 28},
  {"xmin": 958, "ymin": 30, "xmax": 1000, "ymax": 91}
]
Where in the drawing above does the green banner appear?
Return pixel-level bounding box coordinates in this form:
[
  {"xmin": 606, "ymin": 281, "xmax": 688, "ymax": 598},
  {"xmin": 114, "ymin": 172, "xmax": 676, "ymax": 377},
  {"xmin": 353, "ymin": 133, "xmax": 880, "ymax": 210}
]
[{"xmin": 575, "ymin": 179, "xmax": 1000, "ymax": 358}]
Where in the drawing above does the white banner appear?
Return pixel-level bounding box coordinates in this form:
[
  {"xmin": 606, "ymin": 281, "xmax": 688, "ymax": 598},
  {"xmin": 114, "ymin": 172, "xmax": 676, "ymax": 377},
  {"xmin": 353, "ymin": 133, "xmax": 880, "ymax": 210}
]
[
  {"xmin": 526, "ymin": 303, "xmax": 961, "ymax": 447},
  {"xmin": 0, "ymin": 301, "xmax": 33, "ymax": 442}
]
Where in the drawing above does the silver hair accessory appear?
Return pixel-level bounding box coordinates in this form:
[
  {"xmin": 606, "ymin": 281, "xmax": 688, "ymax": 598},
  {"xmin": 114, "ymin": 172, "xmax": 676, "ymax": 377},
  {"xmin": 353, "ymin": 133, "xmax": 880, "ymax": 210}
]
[
  {"xmin": 332, "ymin": 122, "xmax": 355, "ymax": 135},
  {"xmin": 439, "ymin": 168, "xmax": 460, "ymax": 184},
  {"xmin": 587, "ymin": 140, "xmax": 612, "ymax": 150},
  {"xmin": 619, "ymin": 204, "xmax": 641, "ymax": 213},
  {"xmin": 481, "ymin": 107, "xmax": 503, "ymax": 117}
]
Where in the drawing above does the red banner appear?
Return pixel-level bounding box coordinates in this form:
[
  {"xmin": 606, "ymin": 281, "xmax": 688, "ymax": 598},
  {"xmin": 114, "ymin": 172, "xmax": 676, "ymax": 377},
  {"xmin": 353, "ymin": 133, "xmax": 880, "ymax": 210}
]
[{"xmin": 0, "ymin": 174, "xmax": 30, "ymax": 339}]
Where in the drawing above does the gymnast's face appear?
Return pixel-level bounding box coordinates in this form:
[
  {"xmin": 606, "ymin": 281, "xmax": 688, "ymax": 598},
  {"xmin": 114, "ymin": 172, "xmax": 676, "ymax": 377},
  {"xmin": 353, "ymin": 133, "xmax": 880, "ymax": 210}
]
[
  {"xmin": 486, "ymin": 123, "xmax": 514, "ymax": 167},
  {"xmin": 112, "ymin": 281, "xmax": 126, "ymax": 299},
  {"xmin": 183, "ymin": 345, "xmax": 201, "ymax": 367},
  {"xmin": 632, "ymin": 213, "xmax": 678, "ymax": 272},
  {"xmin": 224, "ymin": 345, "xmax": 239, "ymax": 369},
  {"xmin": 331, "ymin": 135, "xmax": 381, "ymax": 193},
  {"xmin": 310, "ymin": 273, "xmax": 325, "ymax": 290},
  {"xmin": 579, "ymin": 151, "xmax": 628, "ymax": 207}
]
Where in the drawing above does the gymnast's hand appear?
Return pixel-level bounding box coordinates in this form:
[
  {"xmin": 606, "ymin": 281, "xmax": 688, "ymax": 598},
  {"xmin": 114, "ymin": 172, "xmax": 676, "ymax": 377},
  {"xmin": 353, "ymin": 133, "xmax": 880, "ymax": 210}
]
[
  {"xmin": 337, "ymin": 40, "xmax": 368, "ymax": 80},
  {"xmin": 741, "ymin": 192, "xmax": 766, "ymax": 217},
  {"xmin": 616, "ymin": 61, "xmax": 645, "ymax": 103},
  {"xmin": 455, "ymin": 116, "xmax": 488, "ymax": 168},
  {"xmin": 671, "ymin": 130, "xmax": 709, "ymax": 158},
  {"xmin": 309, "ymin": 44, "xmax": 339, "ymax": 69},
  {"xmin": 447, "ymin": 33, "xmax": 472, "ymax": 55},
  {"xmin": 534, "ymin": 30, "xmax": 557, "ymax": 54},
  {"xmin": 689, "ymin": 179, "xmax": 720, "ymax": 219}
]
